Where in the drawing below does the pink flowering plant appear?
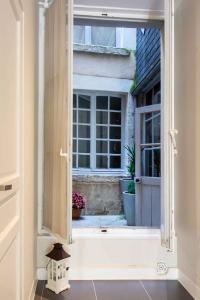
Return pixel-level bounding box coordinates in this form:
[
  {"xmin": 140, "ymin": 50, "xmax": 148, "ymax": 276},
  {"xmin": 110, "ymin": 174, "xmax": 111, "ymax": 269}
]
[{"xmin": 72, "ymin": 192, "xmax": 86, "ymax": 209}]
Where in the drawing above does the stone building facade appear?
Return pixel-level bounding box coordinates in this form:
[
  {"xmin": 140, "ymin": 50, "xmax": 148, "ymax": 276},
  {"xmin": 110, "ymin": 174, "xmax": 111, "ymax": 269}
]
[{"xmin": 73, "ymin": 26, "xmax": 136, "ymax": 215}]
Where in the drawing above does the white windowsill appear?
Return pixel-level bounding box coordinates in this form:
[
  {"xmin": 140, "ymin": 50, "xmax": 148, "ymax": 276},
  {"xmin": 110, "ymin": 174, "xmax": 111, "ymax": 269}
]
[
  {"xmin": 72, "ymin": 227, "xmax": 161, "ymax": 240},
  {"xmin": 72, "ymin": 168, "xmax": 128, "ymax": 177}
]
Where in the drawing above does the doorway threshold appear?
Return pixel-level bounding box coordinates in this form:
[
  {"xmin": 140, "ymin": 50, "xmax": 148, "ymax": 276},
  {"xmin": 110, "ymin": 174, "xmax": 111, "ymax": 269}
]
[{"xmin": 72, "ymin": 227, "xmax": 161, "ymax": 240}]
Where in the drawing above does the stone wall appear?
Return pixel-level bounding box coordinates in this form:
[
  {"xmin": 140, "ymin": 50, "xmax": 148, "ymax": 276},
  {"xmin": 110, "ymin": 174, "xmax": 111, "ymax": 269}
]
[
  {"xmin": 73, "ymin": 44, "xmax": 135, "ymax": 216},
  {"xmin": 73, "ymin": 44, "xmax": 135, "ymax": 80},
  {"xmin": 73, "ymin": 176, "xmax": 122, "ymax": 215}
]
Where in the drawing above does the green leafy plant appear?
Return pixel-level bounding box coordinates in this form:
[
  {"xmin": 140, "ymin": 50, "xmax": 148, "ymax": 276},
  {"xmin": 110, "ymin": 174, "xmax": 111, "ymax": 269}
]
[
  {"xmin": 128, "ymin": 181, "xmax": 135, "ymax": 194},
  {"xmin": 125, "ymin": 145, "xmax": 135, "ymax": 179}
]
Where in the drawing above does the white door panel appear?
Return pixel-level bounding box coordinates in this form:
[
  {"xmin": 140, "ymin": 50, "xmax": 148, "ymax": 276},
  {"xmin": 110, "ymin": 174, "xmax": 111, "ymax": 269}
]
[
  {"xmin": 0, "ymin": 237, "xmax": 18, "ymax": 300},
  {"xmin": 0, "ymin": 1, "xmax": 23, "ymax": 299}
]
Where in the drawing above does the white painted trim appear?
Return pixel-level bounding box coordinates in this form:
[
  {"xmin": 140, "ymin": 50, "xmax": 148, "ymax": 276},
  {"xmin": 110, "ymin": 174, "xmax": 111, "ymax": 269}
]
[
  {"xmin": 178, "ymin": 270, "xmax": 200, "ymax": 300},
  {"xmin": 160, "ymin": 0, "xmax": 175, "ymax": 250},
  {"xmin": 74, "ymin": 5, "xmax": 164, "ymax": 22},
  {"xmin": 28, "ymin": 280, "xmax": 37, "ymax": 300},
  {"xmin": 72, "ymin": 227, "xmax": 161, "ymax": 239},
  {"xmin": 73, "ymin": 91, "xmax": 125, "ymax": 171},
  {"xmin": 37, "ymin": 267, "xmax": 178, "ymax": 281},
  {"xmin": 37, "ymin": 6, "xmax": 45, "ymax": 235}
]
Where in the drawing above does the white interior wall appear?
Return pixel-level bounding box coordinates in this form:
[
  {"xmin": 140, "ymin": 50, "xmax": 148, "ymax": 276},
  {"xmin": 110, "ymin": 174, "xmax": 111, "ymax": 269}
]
[{"xmin": 174, "ymin": 0, "xmax": 200, "ymax": 299}]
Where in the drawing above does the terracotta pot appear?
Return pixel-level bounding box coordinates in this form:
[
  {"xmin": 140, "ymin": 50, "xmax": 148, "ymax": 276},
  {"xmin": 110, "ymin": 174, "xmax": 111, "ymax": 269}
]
[{"xmin": 72, "ymin": 208, "xmax": 82, "ymax": 220}]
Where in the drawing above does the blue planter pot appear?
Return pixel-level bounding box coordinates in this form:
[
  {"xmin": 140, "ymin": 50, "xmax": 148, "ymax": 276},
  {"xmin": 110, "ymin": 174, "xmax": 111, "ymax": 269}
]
[
  {"xmin": 122, "ymin": 192, "xmax": 135, "ymax": 226},
  {"xmin": 120, "ymin": 178, "xmax": 133, "ymax": 193}
]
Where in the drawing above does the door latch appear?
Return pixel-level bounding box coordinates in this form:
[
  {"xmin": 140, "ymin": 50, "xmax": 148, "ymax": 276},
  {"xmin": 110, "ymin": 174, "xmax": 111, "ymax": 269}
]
[
  {"xmin": 60, "ymin": 148, "xmax": 68, "ymax": 159},
  {"xmin": 169, "ymin": 129, "xmax": 178, "ymax": 155},
  {"xmin": 134, "ymin": 177, "xmax": 142, "ymax": 184},
  {"xmin": 0, "ymin": 184, "xmax": 12, "ymax": 191}
]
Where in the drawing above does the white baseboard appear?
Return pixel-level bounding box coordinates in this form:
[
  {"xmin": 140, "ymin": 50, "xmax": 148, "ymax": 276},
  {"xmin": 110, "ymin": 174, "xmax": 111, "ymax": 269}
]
[
  {"xmin": 178, "ymin": 270, "xmax": 200, "ymax": 300},
  {"xmin": 29, "ymin": 279, "xmax": 37, "ymax": 300},
  {"xmin": 37, "ymin": 267, "xmax": 178, "ymax": 281}
]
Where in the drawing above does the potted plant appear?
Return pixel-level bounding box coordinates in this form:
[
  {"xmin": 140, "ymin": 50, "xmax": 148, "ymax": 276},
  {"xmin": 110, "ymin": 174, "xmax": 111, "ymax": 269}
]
[
  {"xmin": 72, "ymin": 192, "xmax": 86, "ymax": 220},
  {"xmin": 123, "ymin": 181, "xmax": 136, "ymax": 226},
  {"xmin": 120, "ymin": 145, "xmax": 135, "ymax": 193}
]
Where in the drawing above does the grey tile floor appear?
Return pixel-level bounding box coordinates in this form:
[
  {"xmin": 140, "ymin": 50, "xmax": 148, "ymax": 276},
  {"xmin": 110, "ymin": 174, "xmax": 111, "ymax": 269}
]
[
  {"xmin": 35, "ymin": 280, "xmax": 194, "ymax": 300},
  {"xmin": 72, "ymin": 215, "xmax": 127, "ymax": 228}
]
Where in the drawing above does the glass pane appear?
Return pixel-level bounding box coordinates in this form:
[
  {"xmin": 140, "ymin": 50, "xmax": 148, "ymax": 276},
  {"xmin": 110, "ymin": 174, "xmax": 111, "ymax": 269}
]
[
  {"xmin": 96, "ymin": 141, "xmax": 108, "ymax": 153},
  {"xmin": 73, "ymin": 110, "xmax": 76, "ymax": 123},
  {"xmin": 73, "ymin": 139, "xmax": 77, "ymax": 152},
  {"xmin": 145, "ymin": 114, "xmax": 152, "ymax": 143},
  {"xmin": 154, "ymin": 82, "xmax": 160, "ymax": 95},
  {"xmin": 73, "ymin": 125, "xmax": 77, "ymax": 138},
  {"xmin": 145, "ymin": 90, "xmax": 152, "ymax": 106},
  {"xmin": 78, "ymin": 140, "xmax": 90, "ymax": 153},
  {"xmin": 96, "ymin": 111, "xmax": 108, "ymax": 124},
  {"xmin": 110, "ymin": 156, "xmax": 121, "ymax": 168},
  {"xmin": 153, "ymin": 149, "xmax": 160, "ymax": 177},
  {"xmin": 73, "ymin": 155, "xmax": 76, "ymax": 168},
  {"xmin": 142, "ymin": 113, "xmax": 152, "ymax": 143},
  {"xmin": 110, "ymin": 97, "xmax": 121, "ymax": 110},
  {"xmin": 96, "ymin": 126, "xmax": 108, "ymax": 138},
  {"xmin": 96, "ymin": 155, "xmax": 108, "ymax": 168},
  {"xmin": 141, "ymin": 148, "xmax": 152, "ymax": 176},
  {"xmin": 142, "ymin": 112, "xmax": 161, "ymax": 144},
  {"xmin": 78, "ymin": 155, "xmax": 90, "ymax": 168},
  {"xmin": 78, "ymin": 110, "xmax": 90, "ymax": 123},
  {"xmin": 78, "ymin": 125, "xmax": 90, "ymax": 138},
  {"xmin": 110, "ymin": 127, "xmax": 121, "ymax": 139},
  {"xmin": 74, "ymin": 25, "xmax": 85, "ymax": 44},
  {"xmin": 110, "ymin": 112, "xmax": 121, "ymax": 125},
  {"xmin": 78, "ymin": 95, "xmax": 90, "ymax": 109},
  {"xmin": 73, "ymin": 94, "xmax": 76, "ymax": 108},
  {"xmin": 96, "ymin": 96, "xmax": 108, "ymax": 109},
  {"xmin": 153, "ymin": 112, "xmax": 160, "ymax": 143},
  {"xmin": 91, "ymin": 26, "xmax": 116, "ymax": 47},
  {"xmin": 110, "ymin": 141, "xmax": 121, "ymax": 154}
]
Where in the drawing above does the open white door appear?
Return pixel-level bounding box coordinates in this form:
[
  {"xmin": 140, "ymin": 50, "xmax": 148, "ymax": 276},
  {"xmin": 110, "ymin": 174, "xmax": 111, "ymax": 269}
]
[
  {"xmin": 135, "ymin": 104, "xmax": 161, "ymax": 227},
  {"xmin": 43, "ymin": 0, "xmax": 73, "ymax": 242}
]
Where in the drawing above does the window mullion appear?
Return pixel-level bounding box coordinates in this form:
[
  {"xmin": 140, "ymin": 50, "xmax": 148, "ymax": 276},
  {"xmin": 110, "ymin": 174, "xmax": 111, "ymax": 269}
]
[
  {"xmin": 108, "ymin": 96, "xmax": 110, "ymax": 168},
  {"xmin": 91, "ymin": 95, "xmax": 96, "ymax": 169}
]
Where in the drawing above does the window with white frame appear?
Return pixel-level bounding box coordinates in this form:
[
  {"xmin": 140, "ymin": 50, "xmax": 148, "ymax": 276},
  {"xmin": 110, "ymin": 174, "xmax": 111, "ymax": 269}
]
[
  {"xmin": 73, "ymin": 93, "xmax": 123, "ymax": 171},
  {"xmin": 91, "ymin": 26, "xmax": 116, "ymax": 47},
  {"xmin": 74, "ymin": 25, "xmax": 116, "ymax": 47},
  {"xmin": 141, "ymin": 110, "xmax": 161, "ymax": 177},
  {"xmin": 74, "ymin": 25, "xmax": 85, "ymax": 44}
]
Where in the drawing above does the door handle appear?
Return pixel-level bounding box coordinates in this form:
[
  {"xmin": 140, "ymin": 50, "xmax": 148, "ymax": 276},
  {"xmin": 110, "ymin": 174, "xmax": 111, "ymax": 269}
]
[
  {"xmin": 134, "ymin": 177, "xmax": 142, "ymax": 184},
  {"xmin": 60, "ymin": 148, "xmax": 68, "ymax": 159},
  {"xmin": 0, "ymin": 184, "xmax": 12, "ymax": 191}
]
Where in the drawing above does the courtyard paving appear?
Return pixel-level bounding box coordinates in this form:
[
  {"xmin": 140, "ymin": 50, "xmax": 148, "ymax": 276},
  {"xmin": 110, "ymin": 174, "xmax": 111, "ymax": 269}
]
[{"xmin": 72, "ymin": 215, "xmax": 127, "ymax": 228}]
